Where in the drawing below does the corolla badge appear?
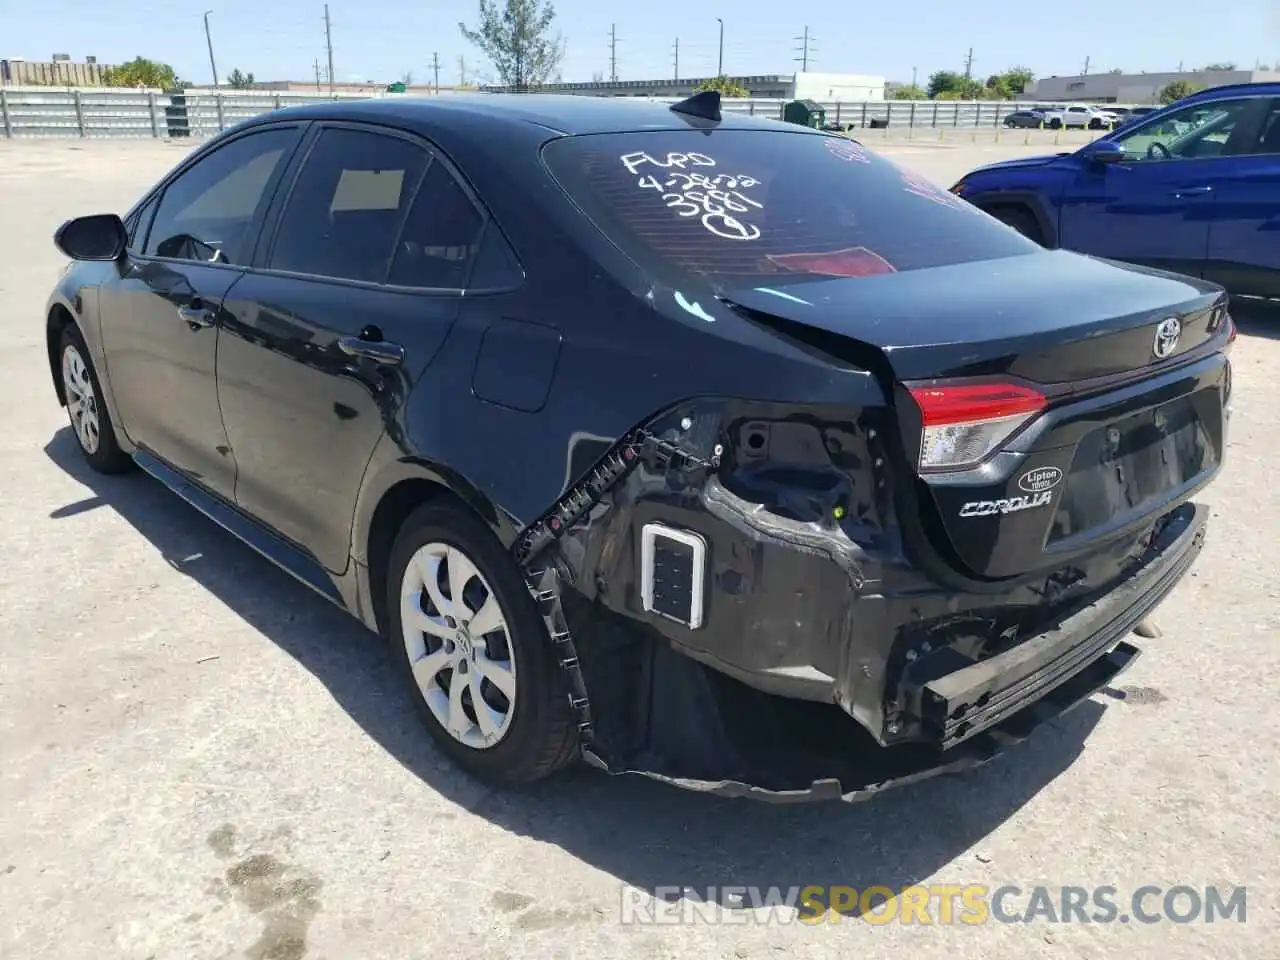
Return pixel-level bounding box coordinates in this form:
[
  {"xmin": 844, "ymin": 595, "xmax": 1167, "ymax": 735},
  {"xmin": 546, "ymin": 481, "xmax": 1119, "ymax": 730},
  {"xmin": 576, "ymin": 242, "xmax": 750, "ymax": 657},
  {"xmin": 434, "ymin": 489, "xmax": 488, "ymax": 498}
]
[
  {"xmin": 1017, "ymin": 466, "xmax": 1063, "ymax": 493},
  {"xmin": 1153, "ymin": 317, "xmax": 1182, "ymax": 360}
]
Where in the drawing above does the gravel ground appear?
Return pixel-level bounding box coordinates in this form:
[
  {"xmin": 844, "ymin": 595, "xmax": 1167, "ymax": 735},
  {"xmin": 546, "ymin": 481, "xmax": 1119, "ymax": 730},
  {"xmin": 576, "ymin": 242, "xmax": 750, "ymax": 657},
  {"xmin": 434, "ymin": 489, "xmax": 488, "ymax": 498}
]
[{"xmin": 1, "ymin": 132, "xmax": 1276, "ymax": 960}]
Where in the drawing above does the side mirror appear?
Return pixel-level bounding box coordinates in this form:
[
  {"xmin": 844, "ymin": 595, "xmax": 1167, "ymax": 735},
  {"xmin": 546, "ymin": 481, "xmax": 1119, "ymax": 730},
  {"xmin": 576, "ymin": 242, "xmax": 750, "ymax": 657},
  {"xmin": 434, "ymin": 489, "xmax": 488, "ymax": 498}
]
[
  {"xmin": 1086, "ymin": 140, "xmax": 1126, "ymax": 165},
  {"xmin": 53, "ymin": 214, "xmax": 127, "ymax": 261}
]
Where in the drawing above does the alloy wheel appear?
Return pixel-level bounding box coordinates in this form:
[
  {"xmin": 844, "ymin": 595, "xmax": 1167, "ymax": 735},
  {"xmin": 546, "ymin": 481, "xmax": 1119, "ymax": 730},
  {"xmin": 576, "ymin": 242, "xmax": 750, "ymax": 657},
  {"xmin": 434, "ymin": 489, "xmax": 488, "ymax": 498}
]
[
  {"xmin": 62, "ymin": 344, "xmax": 100, "ymax": 455},
  {"xmin": 399, "ymin": 541, "xmax": 518, "ymax": 749}
]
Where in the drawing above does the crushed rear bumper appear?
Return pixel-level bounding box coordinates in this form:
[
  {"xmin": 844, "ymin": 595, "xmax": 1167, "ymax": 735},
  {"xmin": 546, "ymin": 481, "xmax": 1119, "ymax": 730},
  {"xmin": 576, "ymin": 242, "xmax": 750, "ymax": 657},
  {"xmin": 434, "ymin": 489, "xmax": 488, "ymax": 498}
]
[
  {"xmin": 900, "ymin": 501, "xmax": 1206, "ymax": 751},
  {"xmin": 518, "ymin": 406, "xmax": 1208, "ymax": 803}
]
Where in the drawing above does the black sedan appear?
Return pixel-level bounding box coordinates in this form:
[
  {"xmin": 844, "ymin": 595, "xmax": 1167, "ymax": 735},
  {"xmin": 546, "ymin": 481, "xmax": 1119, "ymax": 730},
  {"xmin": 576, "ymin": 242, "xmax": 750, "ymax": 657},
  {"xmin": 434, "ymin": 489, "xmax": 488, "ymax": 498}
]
[{"xmin": 46, "ymin": 92, "xmax": 1232, "ymax": 801}]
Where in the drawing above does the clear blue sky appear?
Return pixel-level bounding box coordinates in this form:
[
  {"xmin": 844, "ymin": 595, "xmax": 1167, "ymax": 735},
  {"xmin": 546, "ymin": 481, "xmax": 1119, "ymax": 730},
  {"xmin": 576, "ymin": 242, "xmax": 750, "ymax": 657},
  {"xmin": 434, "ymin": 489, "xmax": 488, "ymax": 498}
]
[{"xmin": 5, "ymin": 0, "xmax": 1277, "ymax": 87}]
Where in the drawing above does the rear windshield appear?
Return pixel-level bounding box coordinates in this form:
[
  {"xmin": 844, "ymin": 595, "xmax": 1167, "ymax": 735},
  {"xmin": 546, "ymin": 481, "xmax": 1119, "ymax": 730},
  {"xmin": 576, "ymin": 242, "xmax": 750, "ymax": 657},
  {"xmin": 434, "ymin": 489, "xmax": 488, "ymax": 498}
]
[{"xmin": 542, "ymin": 129, "xmax": 1036, "ymax": 288}]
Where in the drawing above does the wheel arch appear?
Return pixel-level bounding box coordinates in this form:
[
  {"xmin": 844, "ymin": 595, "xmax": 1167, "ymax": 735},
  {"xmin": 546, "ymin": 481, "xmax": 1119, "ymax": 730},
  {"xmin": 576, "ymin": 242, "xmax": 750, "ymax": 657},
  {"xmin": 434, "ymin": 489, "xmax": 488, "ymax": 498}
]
[
  {"xmin": 970, "ymin": 191, "xmax": 1059, "ymax": 248},
  {"xmin": 356, "ymin": 454, "xmax": 523, "ymax": 637},
  {"xmin": 46, "ymin": 301, "xmax": 77, "ymax": 406}
]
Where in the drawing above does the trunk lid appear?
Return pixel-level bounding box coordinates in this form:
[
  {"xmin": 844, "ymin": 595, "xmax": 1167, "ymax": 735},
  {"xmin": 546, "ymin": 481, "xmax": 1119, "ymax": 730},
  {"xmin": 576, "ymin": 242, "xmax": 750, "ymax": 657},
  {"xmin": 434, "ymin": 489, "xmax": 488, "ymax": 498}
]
[{"xmin": 721, "ymin": 250, "xmax": 1231, "ymax": 580}]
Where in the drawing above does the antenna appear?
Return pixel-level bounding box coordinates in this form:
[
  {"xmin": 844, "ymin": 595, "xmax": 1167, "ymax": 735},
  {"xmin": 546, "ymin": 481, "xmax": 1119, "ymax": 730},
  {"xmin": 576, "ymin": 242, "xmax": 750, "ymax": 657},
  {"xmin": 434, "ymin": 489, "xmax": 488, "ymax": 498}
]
[{"xmin": 670, "ymin": 90, "xmax": 721, "ymax": 122}]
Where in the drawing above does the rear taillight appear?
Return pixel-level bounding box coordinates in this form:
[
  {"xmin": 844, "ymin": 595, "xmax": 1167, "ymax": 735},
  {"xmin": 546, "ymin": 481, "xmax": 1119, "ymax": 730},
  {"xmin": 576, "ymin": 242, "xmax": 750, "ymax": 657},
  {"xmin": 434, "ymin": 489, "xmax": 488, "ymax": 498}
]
[
  {"xmin": 908, "ymin": 382, "xmax": 1047, "ymax": 472},
  {"xmin": 1225, "ymin": 312, "xmax": 1237, "ymax": 350}
]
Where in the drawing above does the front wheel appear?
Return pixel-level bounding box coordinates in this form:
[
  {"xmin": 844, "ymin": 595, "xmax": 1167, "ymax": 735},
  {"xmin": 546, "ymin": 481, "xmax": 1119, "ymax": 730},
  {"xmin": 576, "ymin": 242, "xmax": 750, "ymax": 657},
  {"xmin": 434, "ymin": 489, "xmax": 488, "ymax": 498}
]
[
  {"xmin": 386, "ymin": 502, "xmax": 579, "ymax": 784},
  {"xmin": 58, "ymin": 325, "xmax": 133, "ymax": 474},
  {"xmin": 1049, "ymin": 118, "xmax": 1062, "ymax": 129}
]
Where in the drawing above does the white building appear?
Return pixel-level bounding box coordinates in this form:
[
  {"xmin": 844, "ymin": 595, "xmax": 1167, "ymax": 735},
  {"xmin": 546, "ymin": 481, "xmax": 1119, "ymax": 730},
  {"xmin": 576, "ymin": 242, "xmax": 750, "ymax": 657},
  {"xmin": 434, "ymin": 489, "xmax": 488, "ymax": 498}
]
[{"xmin": 1023, "ymin": 68, "xmax": 1280, "ymax": 104}]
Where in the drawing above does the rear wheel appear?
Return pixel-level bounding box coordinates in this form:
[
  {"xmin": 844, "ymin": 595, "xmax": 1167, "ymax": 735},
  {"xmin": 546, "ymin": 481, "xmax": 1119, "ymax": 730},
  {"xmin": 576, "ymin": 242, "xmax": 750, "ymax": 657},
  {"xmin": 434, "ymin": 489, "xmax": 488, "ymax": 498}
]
[
  {"xmin": 58, "ymin": 325, "xmax": 132, "ymax": 474},
  {"xmin": 1049, "ymin": 118, "xmax": 1062, "ymax": 129},
  {"xmin": 386, "ymin": 502, "xmax": 578, "ymax": 784},
  {"xmin": 990, "ymin": 206, "xmax": 1044, "ymax": 245}
]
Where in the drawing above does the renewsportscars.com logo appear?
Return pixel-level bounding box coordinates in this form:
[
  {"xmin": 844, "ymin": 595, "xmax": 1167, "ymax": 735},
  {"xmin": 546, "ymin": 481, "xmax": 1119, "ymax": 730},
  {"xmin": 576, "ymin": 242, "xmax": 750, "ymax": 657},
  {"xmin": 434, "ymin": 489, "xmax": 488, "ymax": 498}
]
[{"xmin": 619, "ymin": 884, "xmax": 1248, "ymax": 926}]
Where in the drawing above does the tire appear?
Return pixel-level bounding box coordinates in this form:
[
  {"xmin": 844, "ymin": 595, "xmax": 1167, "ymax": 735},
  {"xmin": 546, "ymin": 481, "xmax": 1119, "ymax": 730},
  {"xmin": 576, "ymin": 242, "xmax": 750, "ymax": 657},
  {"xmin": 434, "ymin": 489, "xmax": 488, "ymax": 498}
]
[
  {"xmin": 386, "ymin": 502, "xmax": 578, "ymax": 785},
  {"xmin": 1049, "ymin": 118, "xmax": 1062, "ymax": 130},
  {"xmin": 58, "ymin": 324, "xmax": 133, "ymax": 474},
  {"xmin": 991, "ymin": 206, "xmax": 1045, "ymax": 245}
]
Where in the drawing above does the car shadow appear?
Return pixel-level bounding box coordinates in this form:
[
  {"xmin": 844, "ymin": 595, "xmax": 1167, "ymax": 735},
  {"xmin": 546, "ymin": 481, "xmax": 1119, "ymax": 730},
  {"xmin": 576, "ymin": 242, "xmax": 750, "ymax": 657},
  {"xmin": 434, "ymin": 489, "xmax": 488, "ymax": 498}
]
[
  {"xmin": 43, "ymin": 427, "xmax": 1107, "ymax": 913},
  {"xmin": 1231, "ymin": 298, "xmax": 1280, "ymax": 342}
]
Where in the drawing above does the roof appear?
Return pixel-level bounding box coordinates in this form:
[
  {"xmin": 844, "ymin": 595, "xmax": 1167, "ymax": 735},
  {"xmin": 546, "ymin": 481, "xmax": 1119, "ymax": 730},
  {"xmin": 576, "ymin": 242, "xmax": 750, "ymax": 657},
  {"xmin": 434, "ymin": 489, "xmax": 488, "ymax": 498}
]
[
  {"xmin": 1184, "ymin": 81, "xmax": 1280, "ymax": 102},
  {"xmin": 249, "ymin": 92, "xmax": 790, "ymax": 137}
]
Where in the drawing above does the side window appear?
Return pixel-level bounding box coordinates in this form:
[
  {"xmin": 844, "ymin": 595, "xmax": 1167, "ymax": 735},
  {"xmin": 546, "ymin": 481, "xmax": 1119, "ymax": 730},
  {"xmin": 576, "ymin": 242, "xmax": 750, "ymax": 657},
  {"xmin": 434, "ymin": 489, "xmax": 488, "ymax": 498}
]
[
  {"xmin": 387, "ymin": 160, "xmax": 485, "ymax": 289},
  {"xmin": 268, "ymin": 127, "xmax": 429, "ymax": 283},
  {"xmin": 145, "ymin": 128, "xmax": 295, "ymax": 264},
  {"xmin": 1113, "ymin": 99, "xmax": 1251, "ymax": 162},
  {"xmin": 1244, "ymin": 101, "xmax": 1280, "ymax": 155}
]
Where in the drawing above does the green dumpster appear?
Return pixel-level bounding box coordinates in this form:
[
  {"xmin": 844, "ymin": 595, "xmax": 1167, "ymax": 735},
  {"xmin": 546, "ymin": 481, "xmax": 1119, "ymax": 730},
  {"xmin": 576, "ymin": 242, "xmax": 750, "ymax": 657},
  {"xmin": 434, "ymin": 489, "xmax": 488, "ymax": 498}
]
[
  {"xmin": 385, "ymin": 81, "xmax": 407, "ymax": 94},
  {"xmin": 783, "ymin": 99, "xmax": 826, "ymax": 129}
]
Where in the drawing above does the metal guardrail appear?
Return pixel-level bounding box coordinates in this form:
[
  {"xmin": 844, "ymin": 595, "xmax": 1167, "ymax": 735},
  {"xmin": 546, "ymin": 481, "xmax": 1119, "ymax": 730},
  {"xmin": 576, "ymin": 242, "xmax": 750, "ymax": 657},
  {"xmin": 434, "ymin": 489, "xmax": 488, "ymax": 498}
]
[{"xmin": 0, "ymin": 88, "xmax": 1111, "ymax": 139}]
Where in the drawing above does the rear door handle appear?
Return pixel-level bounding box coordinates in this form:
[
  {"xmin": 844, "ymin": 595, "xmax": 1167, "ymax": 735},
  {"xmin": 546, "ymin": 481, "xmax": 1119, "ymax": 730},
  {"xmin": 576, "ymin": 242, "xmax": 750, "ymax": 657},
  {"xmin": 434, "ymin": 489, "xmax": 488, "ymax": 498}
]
[
  {"xmin": 1172, "ymin": 185, "xmax": 1213, "ymax": 198},
  {"xmin": 177, "ymin": 303, "xmax": 216, "ymax": 329},
  {"xmin": 338, "ymin": 335, "xmax": 405, "ymax": 367}
]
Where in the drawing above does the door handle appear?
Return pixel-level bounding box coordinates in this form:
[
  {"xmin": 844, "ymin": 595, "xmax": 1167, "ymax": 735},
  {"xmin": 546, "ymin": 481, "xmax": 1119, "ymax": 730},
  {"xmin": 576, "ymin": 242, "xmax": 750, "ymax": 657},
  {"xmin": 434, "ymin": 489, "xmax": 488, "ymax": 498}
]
[
  {"xmin": 177, "ymin": 303, "xmax": 216, "ymax": 329},
  {"xmin": 1172, "ymin": 185, "xmax": 1213, "ymax": 198},
  {"xmin": 338, "ymin": 335, "xmax": 405, "ymax": 367}
]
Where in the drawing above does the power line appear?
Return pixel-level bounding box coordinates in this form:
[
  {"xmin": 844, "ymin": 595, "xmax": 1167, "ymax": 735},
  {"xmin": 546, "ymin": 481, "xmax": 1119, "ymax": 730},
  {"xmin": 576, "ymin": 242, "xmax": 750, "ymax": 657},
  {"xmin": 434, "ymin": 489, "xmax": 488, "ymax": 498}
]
[
  {"xmin": 672, "ymin": 37, "xmax": 679, "ymax": 80},
  {"xmin": 313, "ymin": 57, "xmax": 321, "ymax": 91},
  {"xmin": 432, "ymin": 51, "xmax": 440, "ymax": 93},
  {"xmin": 793, "ymin": 25, "xmax": 815, "ymax": 72},
  {"xmin": 609, "ymin": 23, "xmax": 618, "ymax": 81},
  {"xmin": 323, "ymin": 3, "xmax": 335, "ymax": 95}
]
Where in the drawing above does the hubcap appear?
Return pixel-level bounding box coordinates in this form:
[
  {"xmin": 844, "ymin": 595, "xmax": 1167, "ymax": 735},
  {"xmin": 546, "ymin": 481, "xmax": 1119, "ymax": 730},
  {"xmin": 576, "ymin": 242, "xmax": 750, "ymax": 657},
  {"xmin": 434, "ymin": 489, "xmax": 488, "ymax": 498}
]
[
  {"xmin": 61, "ymin": 344, "xmax": 100, "ymax": 455},
  {"xmin": 400, "ymin": 542, "xmax": 517, "ymax": 749}
]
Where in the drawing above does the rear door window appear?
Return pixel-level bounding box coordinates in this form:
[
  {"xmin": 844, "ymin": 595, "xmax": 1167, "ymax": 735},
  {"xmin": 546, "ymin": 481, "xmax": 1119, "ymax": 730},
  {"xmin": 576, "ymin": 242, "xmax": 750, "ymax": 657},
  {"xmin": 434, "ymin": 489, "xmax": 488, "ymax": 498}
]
[
  {"xmin": 267, "ymin": 127, "xmax": 430, "ymax": 283},
  {"xmin": 542, "ymin": 129, "xmax": 1036, "ymax": 288}
]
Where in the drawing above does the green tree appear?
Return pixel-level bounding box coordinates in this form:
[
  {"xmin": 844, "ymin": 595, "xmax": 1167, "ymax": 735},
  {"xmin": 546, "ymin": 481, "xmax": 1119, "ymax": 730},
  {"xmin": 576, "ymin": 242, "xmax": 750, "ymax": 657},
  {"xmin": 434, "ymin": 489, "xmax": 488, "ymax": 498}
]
[
  {"xmin": 459, "ymin": 0, "xmax": 564, "ymax": 92},
  {"xmin": 893, "ymin": 84, "xmax": 927, "ymax": 100},
  {"xmin": 226, "ymin": 68, "xmax": 255, "ymax": 89},
  {"xmin": 694, "ymin": 75, "xmax": 749, "ymax": 97},
  {"xmin": 984, "ymin": 66, "xmax": 1034, "ymax": 100},
  {"xmin": 102, "ymin": 56, "xmax": 177, "ymax": 89},
  {"xmin": 1160, "ymin": 79, "xmax": 1202, "ymax": 104},
  {"xmin": 927, "ymin": 70, "xmax": 961, "ymax": 98},
  {"xmin": 1200, "ymin": 62, "xmax": 1237, "ymax": 71}
]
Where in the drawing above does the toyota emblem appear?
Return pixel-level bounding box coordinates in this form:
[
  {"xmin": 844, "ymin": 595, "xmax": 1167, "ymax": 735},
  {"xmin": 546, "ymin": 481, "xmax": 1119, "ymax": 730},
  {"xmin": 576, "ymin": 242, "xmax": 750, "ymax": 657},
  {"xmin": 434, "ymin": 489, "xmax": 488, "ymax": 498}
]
[{"xmin": 1153, "ymin": 317, "xmax": 1182, "ymax": 360}]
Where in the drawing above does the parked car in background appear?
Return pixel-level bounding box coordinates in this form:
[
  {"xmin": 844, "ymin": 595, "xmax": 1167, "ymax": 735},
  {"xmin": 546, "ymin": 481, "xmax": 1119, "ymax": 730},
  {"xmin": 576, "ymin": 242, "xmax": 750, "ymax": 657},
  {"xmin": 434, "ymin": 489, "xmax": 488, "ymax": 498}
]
[
  {"xmin": 1042, "ymin": 104, "xmax": 1120, "ymax": 129},
  {"xmin": 950, "ymin": 82, "xmax": 1280, "ymax": 296},
  {"xmin": 1004, "ymin": 108, "xmax": 1046, "ymax": 128},
  {"xmin": 45, "ymin": 92, "xmax": 1232, "ymax": 801}
]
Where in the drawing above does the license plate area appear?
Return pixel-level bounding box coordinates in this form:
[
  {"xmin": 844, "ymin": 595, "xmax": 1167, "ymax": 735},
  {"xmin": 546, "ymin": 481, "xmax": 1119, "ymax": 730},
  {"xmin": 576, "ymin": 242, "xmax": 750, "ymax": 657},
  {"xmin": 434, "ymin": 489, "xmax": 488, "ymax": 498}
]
[{"xmin": 1048, "ymin": 392, "xmax": 1217, "ymax": 543}]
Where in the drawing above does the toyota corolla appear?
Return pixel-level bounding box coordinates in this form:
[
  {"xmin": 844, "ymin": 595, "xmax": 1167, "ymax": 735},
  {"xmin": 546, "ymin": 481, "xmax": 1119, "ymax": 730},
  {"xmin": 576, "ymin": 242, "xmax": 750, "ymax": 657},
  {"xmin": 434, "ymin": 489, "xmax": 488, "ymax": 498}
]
[{"xmin": 45, "ymin": 92, "xmax": 1233, "ymax": 801}]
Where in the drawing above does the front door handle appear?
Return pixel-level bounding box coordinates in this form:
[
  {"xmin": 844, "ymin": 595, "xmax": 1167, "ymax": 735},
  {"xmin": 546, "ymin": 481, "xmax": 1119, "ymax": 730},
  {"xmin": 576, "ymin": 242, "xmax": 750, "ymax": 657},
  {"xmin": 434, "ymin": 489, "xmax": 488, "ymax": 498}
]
[
  {"xmin": 1172, "ymin": 185, "xmax": 1213, "ymax": 198},
  {"xmin": 338, "ymin": 335, "xmax": 405, "ymax": 367},
  {"xmin": 177, "ymin": 303, "xmax": 215, "ymax": 329}
]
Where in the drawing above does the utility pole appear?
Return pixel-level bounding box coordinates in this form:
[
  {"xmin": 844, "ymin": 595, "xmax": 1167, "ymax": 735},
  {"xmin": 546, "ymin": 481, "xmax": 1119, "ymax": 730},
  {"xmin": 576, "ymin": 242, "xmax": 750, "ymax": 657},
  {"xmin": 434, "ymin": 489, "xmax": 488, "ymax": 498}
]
[
  {"xmin": 458, "ymin": 55, "xmax": 466, "ymax": 87},
  {"xmin": 1082, "ymin": 55, "xmax": 1090, "ymax": 76},
  {"xmin": 912, "ymin": 65, "xmax": 918, "ymax": 89},
  {"xmin": 672, "ymin": 37, "xmax": 679, "ymax": 81},
  {"xmin": 324, "ymin": 3, "xmax": 335, "ymax": 96},
  {"xmin": 313, "ymin": 58, "xmax": 321, "ymax": 91},
  {"xmin": 203, "ymin": 10, "xmax": 219, "ymax": 88},
  {"xmin": 716, "ymin": 18, "xmax": 724, "ymax": 76},
  {"xmin": 962, "ymin": 46, "xmax": 975, "ymax": 81},
  {"xmin": 609, "ymin": 24, "xmax": 618, "ymax": 82},
  {"xmin": 432, "ymin": 51, "xmax": 440, "ymax": 93},
  {"xmin": 793, "ymin": 26, "xmax": 814, "ymax": 72}
]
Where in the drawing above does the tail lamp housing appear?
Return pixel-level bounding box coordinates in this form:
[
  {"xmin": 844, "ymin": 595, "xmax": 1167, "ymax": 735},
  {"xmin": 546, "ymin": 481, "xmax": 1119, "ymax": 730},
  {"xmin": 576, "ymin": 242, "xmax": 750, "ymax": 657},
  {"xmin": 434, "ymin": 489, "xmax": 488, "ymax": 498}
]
[{"xmin": 907, "ymin": 381, "xmax": 1048, "ymax": 472}]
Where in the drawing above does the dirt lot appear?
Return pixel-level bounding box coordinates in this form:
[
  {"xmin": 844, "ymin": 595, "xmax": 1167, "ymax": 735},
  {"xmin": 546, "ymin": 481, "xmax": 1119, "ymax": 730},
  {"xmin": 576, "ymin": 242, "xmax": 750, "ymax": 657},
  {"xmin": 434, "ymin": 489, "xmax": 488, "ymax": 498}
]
[{"xmin": 1, "ymin": 133, "xmax": 1277, "ymax": 960}]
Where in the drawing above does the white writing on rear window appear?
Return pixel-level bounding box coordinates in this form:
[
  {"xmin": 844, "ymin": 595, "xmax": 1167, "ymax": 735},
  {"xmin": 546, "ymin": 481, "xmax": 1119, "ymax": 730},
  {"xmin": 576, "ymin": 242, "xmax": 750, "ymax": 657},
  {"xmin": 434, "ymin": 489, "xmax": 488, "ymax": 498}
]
[{"xmin": 620, "ymin": 151, "xmax": 764, "ymax": 241}]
